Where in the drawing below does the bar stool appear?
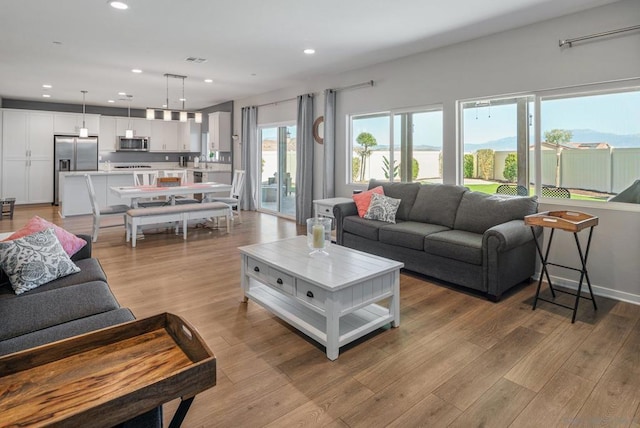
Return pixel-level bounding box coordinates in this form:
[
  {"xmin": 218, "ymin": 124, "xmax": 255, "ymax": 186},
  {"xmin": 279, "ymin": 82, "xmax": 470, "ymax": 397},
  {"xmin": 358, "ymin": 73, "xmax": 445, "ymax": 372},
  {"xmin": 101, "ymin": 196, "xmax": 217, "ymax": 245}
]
[
  {"xmin": 0, "ymin": 198, "xmax": 16, "ymax": 220},
  {"xmin": 524, "ymin": 210, "xmax": 598, "ymax": 323}
]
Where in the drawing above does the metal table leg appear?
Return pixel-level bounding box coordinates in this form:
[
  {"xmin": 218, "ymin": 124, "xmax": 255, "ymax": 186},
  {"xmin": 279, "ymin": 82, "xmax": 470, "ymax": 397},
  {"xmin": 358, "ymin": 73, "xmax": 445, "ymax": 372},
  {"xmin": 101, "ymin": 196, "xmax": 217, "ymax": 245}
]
[{"xmin": 168, "ymin": 396, "xmax": 195, "ymax": 428}]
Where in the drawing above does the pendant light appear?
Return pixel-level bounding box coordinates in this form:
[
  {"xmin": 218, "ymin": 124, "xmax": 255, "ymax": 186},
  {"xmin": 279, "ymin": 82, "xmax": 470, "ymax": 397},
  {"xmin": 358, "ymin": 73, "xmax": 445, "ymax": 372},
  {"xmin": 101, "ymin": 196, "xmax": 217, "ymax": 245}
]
[
  {"xmin": 79, "ymin": 90, "xmax": 89, "ymax": 137},
  {"xmin": 146, "ymin": 73, "xmax": 203, "ymax": 122},
  {"xmin": 179, "ymin": 78, "xmax": 188, "ymax": 122},
  {"xmin": 163, "ymin": 73, "xmax": 172, "ymax": 121},
  {"xmin": 125, "ymin": 95, "xmax": 134, "ymax": 138}
]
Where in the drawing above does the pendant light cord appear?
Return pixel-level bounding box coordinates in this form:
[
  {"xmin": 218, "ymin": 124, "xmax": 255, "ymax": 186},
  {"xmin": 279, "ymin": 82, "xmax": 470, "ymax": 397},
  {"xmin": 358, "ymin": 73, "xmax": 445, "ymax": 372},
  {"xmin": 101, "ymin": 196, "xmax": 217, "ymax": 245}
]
[{"xmin": 81, "ymin": 90, "xmax": 87, "ymax": 127}]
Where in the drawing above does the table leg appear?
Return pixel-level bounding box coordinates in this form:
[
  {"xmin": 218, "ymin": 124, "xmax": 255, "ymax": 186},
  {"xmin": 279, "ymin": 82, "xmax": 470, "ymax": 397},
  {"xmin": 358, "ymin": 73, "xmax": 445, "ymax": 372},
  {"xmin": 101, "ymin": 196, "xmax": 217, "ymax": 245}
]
[
  {"xmin": 168, "ymin": 396, "xmax": 194, "ymax": 428},
  {"xmin": 570, "ymin": 227, "xmax": 598, "ymax": 323},
  {"xmin": 391, "ymin": 271, "xmax": 401, "ymax": 328},
  {"xmin": 326, "ymin": 297, "xmax": 340, "ymax": 360}
]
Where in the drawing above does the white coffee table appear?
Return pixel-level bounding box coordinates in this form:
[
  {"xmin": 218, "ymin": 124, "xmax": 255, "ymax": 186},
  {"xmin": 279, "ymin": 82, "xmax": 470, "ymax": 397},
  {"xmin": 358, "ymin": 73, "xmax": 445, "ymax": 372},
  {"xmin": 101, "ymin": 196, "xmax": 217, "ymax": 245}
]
[{"xmin": 239, "ymin": 236, "xmax": 403, "ymax": 360}]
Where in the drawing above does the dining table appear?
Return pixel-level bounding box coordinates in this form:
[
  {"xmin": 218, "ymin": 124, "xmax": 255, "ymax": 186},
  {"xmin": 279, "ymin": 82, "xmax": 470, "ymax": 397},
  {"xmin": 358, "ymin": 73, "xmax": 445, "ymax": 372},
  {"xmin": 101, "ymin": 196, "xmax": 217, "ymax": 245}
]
[{"xmin": 110, "ymin": 182, "xmax": 232, "ymax": 208}]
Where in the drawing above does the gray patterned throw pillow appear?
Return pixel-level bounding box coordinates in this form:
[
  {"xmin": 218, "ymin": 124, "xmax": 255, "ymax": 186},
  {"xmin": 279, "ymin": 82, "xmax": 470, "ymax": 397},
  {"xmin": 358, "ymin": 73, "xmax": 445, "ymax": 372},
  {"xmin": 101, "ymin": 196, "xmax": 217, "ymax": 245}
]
[
  {"xmin": 0, "ymin": 228, "xmax": 80, "ymax": 295},
  {"xmin": 364, "ymin": 193, "xmax": 401, "ymax": 223}
]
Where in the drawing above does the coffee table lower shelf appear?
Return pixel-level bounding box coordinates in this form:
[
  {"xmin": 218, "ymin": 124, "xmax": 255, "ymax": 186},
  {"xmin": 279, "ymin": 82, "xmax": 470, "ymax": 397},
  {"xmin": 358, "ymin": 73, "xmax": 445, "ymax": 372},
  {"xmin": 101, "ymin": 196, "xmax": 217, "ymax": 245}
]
[{"xmin": 246, "ymin": 282, "xmax": 394, "ymax": 358}]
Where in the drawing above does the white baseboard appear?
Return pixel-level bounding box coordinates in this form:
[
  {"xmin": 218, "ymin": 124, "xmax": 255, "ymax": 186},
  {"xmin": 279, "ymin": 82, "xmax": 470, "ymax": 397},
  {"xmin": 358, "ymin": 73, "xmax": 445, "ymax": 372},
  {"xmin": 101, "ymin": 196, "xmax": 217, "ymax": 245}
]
[{"xmin": 532, "ymin": 272, "xmax": 640, "ymax": 306}]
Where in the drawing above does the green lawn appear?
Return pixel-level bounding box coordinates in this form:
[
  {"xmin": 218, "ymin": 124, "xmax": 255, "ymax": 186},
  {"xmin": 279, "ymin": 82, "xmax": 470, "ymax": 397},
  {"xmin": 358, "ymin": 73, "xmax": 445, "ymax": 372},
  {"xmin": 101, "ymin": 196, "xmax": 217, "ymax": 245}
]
[{"xmin": 465, "ymin": 184, "xmax": 606, "ymax": 202}]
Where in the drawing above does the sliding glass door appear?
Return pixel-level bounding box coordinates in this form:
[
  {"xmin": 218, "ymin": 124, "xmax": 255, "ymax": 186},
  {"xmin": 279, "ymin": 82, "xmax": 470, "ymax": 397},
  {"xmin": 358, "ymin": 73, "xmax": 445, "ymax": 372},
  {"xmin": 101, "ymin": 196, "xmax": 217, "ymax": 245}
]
[{"xmin": 259, "ymin": 124, "xmax": 296, "ymax": 217}]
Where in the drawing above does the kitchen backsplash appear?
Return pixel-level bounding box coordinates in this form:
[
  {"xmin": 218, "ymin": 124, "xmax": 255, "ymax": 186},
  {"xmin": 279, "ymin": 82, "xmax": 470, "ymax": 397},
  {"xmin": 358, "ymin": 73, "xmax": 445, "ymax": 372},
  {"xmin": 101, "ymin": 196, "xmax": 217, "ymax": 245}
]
[{"xmin": 99, "ymin": 151, "xmax": 232, "ymax": 164}]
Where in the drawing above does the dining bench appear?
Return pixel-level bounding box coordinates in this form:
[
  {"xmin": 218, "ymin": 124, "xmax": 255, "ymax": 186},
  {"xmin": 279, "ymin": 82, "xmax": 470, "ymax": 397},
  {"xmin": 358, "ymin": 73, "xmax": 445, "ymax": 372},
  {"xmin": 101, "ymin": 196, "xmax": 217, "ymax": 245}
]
[{"xmin": 125, "ymin": 202, "xmax": 232, "ymax": 247}]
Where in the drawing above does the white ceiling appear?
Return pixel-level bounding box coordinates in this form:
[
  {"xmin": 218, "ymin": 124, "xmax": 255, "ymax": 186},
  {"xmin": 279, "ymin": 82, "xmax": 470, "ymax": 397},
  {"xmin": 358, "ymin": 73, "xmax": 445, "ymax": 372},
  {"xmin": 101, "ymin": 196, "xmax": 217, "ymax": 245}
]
[{"xmin": 0, "ymin": 0, "xmax": 619, "ymax": 110}]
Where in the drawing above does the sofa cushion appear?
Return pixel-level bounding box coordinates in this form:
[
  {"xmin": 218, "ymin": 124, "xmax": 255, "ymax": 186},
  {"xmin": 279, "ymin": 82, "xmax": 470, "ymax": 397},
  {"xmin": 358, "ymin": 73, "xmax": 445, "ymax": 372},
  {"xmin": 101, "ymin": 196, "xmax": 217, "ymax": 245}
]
[
  {"xmin": 0, "ymin": 228, "xmax": 80, "ymax": 295},
  {"xmin": 353, "ymin": 186, "xmax": 384, "ymax": 217},
  {"xmin": 379, "ymin": 222, "xmax": 450, "ymax": 250},
  {"xmin": 454, "ymin": 192, "xmax": 538, "ymax": 234},
  {"xmin": 0, "ymin": 280, "xmax": 120, "ymax": 341},
  {"xmin": 368, "ymin": 180, "xmax": 421, "ymax": 221},
  {"xmin": 364, "ymin": 193, "xmax": 401, "ymax": 223},
  {"xmin": 0, "ymin": 258, "xmax": 107, "ymax": 300},
  {"xmin": 408, "ymin": 184, "xmax": 467, "ymax": 228},
  {"xmin": 424, "ymin": 230, "xmax": 484, "ymax": 265},
  {"xmin": 343, "ymin": 215, "xmax": 387, "ymax": 241},
  {"xmin": 0, "ymin": 307, "xmax": 134, "ymax": 356}
]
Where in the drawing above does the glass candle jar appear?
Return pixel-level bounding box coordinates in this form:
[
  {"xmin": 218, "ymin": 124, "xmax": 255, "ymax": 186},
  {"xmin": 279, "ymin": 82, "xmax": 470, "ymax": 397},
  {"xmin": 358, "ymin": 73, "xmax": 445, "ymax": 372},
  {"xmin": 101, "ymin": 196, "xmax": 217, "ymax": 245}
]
[{"xmin": 306, "ymin": 217, "xmax": 332, "ymax": 257}]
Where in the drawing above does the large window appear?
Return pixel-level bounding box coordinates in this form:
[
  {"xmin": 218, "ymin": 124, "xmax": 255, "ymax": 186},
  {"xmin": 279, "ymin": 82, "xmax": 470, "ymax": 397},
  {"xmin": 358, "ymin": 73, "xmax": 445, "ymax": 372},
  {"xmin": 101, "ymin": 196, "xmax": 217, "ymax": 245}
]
[
  {"xmin": 459, "ymin": 87, "xmax": 640, "ymax": 203},
  {"xmin": 540, "ymin": 89, "xmax": 640, "ymax": 202},
  {"xmin": 460, "ymin": 96, "xmax": 534, "ymax": 195},
  {"xmin": 349, "ymin": 108, "xmax": 443, "ymax": 184}
]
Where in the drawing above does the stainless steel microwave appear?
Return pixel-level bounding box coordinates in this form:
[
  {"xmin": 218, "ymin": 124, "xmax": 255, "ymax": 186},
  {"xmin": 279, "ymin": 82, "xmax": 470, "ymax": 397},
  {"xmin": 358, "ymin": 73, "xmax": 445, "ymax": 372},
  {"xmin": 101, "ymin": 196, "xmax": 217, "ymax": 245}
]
[{"xmin": 117, "ymin": 136, "xmax": 150, "ymax": 152}]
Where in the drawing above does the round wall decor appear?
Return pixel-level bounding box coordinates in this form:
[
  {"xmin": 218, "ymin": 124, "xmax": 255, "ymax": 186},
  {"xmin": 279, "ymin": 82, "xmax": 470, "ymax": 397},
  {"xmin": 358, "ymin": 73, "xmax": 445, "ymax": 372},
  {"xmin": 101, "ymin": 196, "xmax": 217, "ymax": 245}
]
[{"xmin": 313, "ymin": 116, "xmax": 324, "ymax": 144}]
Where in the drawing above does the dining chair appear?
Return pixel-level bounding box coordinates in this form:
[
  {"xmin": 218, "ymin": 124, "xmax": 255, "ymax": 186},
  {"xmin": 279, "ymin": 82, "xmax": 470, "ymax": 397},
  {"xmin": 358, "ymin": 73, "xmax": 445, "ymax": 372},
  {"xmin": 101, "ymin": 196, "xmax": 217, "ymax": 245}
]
[
  {"xmin": 209, "ymin": 169, "xmax": 245, "ymax": 223},
  {"xmin": 161, "ymin": 170, "xmax": 199, "ymax": 205},
  {"xmin": 133, "ymin": 171, "xmax": 159, "ymax": 186},
  {"xmin": 162, "ymin": 170, "xmax": 187, "ymax": 184},
  {"xmin": 85, "ymin": 174, "xmax": 129, "ymax": 242}
]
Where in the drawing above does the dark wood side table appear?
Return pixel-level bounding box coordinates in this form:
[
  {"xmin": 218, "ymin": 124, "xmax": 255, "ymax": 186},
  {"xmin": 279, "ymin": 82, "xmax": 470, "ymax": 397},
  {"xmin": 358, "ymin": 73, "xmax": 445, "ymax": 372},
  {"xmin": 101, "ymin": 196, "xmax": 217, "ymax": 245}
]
[
  {"xmin": 0, "ymin": 313, "xmax": 216, "ymax": 428},
  {"xmin": 524, "ymin": 211, "xmax": 598, "ymax": 323}
]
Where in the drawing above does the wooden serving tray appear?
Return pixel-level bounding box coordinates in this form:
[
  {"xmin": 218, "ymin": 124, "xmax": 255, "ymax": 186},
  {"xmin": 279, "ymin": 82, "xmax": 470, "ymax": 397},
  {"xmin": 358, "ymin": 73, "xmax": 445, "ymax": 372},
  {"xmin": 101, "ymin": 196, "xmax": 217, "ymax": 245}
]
[
  {"xmin": 0, "ymin": 313, "xmax": 216, "ymax": 428},
  {"xmin": 524, "ymin": 210, "xmax": 598, "ymax": 232}
]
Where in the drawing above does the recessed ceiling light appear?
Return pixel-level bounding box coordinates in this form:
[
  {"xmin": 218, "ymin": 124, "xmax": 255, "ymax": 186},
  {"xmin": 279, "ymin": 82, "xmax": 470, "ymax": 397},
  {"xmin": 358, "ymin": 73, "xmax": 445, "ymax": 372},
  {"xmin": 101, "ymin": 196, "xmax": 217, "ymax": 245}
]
[
  {"xmin": 42, "ymin": 94, "xmax": 51, "ymax": 98},
  {"xmin": 303, "ymin": 48, "xmax": 316, "ymax": 55},
  {"xmin": 179, "ymin": 98, "xmax": 187, "ymax": 102},
  {"xmin": 118, "ymin": 92, "xmax": 126, "ymax": 96},
  {"xmin": 162, "ymin": 104, "xmax": 167, "ymax": 108},
  {"xmin": 204, "ymin": 79, "xmax": 213, "ymax": 83},
  {"xmin": 109, "ymin": 1, "xmax": 129, "ymax": 10},
  {"xmin": 108, "ymin": 100, "xmax": 115, "ymax": 103},
  {"xmin": 131, "ymin": 69, "xmax": 142, "ymax": 73},
  {"xmin": 42, "ymin": 84, "xmax": 52, "ymax": 89}
]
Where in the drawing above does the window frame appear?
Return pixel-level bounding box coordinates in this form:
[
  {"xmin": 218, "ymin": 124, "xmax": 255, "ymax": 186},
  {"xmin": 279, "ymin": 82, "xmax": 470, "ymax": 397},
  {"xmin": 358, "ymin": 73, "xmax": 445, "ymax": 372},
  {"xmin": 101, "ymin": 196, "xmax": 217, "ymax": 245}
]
[{"xmin": 347, "ymin": 104, "xmax": 444, "ymax": 185}]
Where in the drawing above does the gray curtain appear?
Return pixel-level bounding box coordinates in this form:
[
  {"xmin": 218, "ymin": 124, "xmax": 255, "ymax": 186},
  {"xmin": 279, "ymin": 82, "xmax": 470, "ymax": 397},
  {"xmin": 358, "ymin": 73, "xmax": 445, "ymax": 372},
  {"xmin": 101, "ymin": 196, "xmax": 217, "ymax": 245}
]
[
  {"xmin": 241, "ymin": 106, "xmax": 258, "ymax": 211},
  {"xmin": 323, "ymin": 89, "xmax": 336, "ymax": 198},
  {"xmin": 296, "ymin": 94, "xmax": 314, "ymax": 224}
]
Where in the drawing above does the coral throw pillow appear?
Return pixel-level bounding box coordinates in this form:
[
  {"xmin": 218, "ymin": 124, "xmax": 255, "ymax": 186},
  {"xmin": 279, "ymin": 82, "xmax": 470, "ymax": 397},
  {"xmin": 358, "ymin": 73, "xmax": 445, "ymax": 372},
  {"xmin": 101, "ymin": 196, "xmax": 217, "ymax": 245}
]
[
  {"xmin": 3, "ymin": 216, "xmax": 87, "ymax": 257},
  {"xmin": 352, "ymin": 186, "xmax": 385, "ymax": 217}
]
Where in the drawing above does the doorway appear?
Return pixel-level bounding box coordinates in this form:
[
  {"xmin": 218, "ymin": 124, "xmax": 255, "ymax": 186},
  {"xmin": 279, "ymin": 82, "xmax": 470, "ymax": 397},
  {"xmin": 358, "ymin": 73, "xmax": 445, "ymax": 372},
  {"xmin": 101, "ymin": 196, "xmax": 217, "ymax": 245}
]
[{"xmin": 259, "ymin": 124, "xmax": 296, "ymax": 217}]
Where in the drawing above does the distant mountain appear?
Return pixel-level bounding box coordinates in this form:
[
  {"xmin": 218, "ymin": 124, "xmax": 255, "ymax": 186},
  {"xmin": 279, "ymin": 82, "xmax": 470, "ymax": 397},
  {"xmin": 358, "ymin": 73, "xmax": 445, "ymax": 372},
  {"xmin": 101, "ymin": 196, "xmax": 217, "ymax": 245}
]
[{"xmin": 464, "ymin": 129, "xmax": 640, "ymax": 152}]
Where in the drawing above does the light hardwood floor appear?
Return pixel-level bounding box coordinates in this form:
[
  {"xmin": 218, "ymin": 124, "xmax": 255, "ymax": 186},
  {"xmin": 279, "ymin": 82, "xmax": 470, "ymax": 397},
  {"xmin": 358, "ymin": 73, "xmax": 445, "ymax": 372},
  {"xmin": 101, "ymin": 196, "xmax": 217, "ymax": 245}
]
[{"xmin": 2, "ymin": 205, "xmax": 639, "ymax": 428}]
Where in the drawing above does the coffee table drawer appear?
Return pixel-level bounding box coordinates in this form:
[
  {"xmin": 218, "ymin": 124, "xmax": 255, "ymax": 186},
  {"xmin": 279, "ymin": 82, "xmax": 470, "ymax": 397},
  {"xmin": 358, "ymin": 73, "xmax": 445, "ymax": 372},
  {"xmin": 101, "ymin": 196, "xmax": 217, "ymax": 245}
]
[
  {"xmin": 246, "ymin": 257, "xmax": 269, "ymax": 282},
  {"xmin": 267, "ymin": 267, "xmax": 294, "ymax": 295},
  {"xmin": 296, "ymin": 280, "xmax": 326, "ymax": 310}
]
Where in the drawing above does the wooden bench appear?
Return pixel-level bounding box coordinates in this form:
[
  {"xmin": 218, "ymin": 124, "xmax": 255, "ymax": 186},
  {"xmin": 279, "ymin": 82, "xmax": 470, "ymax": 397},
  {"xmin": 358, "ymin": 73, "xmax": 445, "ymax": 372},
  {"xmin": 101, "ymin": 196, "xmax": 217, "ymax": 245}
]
[{"xmin": 125, "ymin": 202, "xmax": 232, "ymax": 247}]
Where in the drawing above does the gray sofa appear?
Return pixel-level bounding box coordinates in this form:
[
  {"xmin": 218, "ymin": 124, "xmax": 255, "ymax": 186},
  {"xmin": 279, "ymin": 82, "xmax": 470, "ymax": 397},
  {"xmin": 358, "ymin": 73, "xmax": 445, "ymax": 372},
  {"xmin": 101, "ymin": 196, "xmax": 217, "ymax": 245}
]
[
  {"xmin": 0, "ymin": 234, "xmax": 161, "ymax": 427},
  {"xmin": 334, "ymin": 180, "xmax": 541, "ymax": 301}
]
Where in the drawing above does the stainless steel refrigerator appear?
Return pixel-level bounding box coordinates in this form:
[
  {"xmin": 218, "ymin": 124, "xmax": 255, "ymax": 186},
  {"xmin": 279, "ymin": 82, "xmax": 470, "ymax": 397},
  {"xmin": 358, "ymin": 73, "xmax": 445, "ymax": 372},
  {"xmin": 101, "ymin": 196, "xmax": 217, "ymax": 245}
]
[{"xmin": 54, "ymin": 135, "xmax": 98, "ymax": 205}]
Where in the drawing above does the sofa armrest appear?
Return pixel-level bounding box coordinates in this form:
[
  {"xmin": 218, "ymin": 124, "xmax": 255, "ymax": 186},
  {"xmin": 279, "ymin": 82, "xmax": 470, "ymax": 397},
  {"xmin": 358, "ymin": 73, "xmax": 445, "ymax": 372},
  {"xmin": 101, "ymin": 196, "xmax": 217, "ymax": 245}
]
[
  {"xmin": 483, "ymin": 220, "xmax": 541, "ymax": 252},
  {"xmin": 70, "ymin": 234, "xmax": 92, "ymax": 261},
  {"xmin": 333, "ymin": 202, "xmax": 358, "ymax": 245}
]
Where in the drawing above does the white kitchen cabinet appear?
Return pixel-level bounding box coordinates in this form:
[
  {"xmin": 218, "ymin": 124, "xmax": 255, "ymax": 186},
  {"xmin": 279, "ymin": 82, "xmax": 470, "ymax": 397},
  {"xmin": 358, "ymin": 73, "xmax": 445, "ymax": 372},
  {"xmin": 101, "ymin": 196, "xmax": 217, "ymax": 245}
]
[
  {"xmin": 150, "ymin": 120, "xmax": 179, "ymax": 152},
  {"xmin": 2, "ymin": 110, "xmax": 54, "ymax": 203},
  {"xmin": 115, "ymin": 117, "xmax": 151, "ymax": 137},
  {"xmin": 208, "ymin": 112, "xmax": 231, "ymax": 152},
  {"xmin": 178, "ymin": 120, "xmax": 201, "ymax": 152},
  {"xmin": 99, "ymin": 116, "xmax": 117, "ymax": 152},
  {"xmin": 53, "ymin": 113, "xmax": 100, "ymax": 135}
]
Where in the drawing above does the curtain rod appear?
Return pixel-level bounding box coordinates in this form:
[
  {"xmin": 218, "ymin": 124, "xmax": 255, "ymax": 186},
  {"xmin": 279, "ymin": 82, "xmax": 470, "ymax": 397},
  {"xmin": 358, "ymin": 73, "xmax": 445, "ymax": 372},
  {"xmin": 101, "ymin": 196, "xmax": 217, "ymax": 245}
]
[
  {"xmin": 255, "ymin": 96, "xmax": 298, "ymax": 108},
  {"xmin": 559, "ymin": 24, "xmax": 640, "ymax": 48},
  {"xmin": 332, "ymin": 80, "xmax": 374, "ymax": 92}
]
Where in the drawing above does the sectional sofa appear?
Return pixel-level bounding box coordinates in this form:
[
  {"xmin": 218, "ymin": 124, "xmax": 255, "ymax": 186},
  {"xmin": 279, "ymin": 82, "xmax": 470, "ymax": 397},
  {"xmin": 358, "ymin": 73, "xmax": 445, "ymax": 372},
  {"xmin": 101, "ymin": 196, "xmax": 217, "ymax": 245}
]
[{"xmin": 334, "ymin": 180, "xmax": 541, "ymax": 301}]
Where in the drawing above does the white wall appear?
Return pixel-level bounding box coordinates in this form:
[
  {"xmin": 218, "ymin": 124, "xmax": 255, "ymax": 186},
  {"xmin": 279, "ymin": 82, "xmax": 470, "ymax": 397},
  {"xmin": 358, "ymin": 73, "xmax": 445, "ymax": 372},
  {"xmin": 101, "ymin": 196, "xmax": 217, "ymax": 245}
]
[{"xmin": 233, "ymin": 0, "xmax": 640, "ymax": 303}]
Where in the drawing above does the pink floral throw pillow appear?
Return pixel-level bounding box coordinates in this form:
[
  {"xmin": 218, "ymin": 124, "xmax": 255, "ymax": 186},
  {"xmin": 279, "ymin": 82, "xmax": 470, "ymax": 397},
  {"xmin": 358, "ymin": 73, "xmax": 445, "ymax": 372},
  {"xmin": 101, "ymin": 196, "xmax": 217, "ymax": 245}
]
[{"xmin": 3, "ymin": 216, "xmax": 87, "ymax": 257}]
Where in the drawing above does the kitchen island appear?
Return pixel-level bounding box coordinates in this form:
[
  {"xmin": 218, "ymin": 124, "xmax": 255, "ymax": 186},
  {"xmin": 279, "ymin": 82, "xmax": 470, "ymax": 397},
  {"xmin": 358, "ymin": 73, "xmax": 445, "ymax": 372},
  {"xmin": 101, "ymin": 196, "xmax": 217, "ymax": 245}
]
[{"xmin": 58, "ymin": 171, "xmax": 135, "ymax": 217}]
